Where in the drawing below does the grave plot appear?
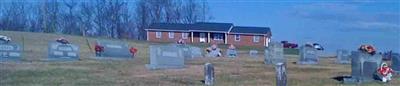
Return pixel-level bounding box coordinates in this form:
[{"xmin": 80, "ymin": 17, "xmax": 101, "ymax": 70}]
[
  {"xmin": 265, "ymin": 42, "xmax": 285, "ymax": 65},
  {"xmin": 146, "ymin": 44, "xmax": 185, "ymax": 70},
  {"xmin": 249, "ymin": 50, "xmax": 259, "ymax": 58},
  {"xmin": 0, "ymin": 40, "xmax": 22, "ymax": 62},
  {"xmin": 298, "ymin": 45, "xmax": 318, "ymax": 65},
  {"xmin": 336, "ymin": 49, "xmax": 351, "ymax": 64},
  {"xmin": 47, "ymin": 42, "xmax": 79, "ymax": 61},
  {"xmin": 343, "ymin": 51, "xmax": 383, "ymax": 84},
  {"xmin": 94, "ymin": 40, "xmax": 132, "ymax": 59}
]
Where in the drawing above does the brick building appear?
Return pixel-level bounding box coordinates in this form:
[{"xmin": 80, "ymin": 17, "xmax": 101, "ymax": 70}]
[{"xmin": 145, "ymin": 22, "xmax": 272, "ymax": 47}]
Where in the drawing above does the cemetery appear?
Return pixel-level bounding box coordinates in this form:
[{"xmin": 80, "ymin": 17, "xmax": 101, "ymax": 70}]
[{"xmin": 0, "ymin": 31, "xmax": 399, "ymax": 86}]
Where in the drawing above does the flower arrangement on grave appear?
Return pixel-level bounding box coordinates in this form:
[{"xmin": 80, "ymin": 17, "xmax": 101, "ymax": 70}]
[
  {"xmin": 0, "ymin": 35, "xmax": 11, "ymax": 43},
  {"xmin": 129, "ymin": 47, "xmax": 138, "ymax": 57},
  {"xmin": 94, "ymin": 43, "xmax": 104, "ymax": 56},
  {"xmin": 358, "ymin": 45, "xmax": 376, "ymax": 55},
  {"xmin": 377, "ymin": 62, "xmax": 394, "ymax": 82},
  {"xmin": 56, "ymin": 37, "xmax": 69, "ymax": 44}
]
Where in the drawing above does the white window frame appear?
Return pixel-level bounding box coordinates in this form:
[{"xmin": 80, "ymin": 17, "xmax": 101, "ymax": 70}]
[
  {"xmin": 234, "ymin": 34, "xmax": 240, "ymax": 41},
  {"xmin": 182, "ymin": 32, "xmax": 188, "ymax": 39},
  {"xmin": 156, "ymin": 32, "xmax": 162, "ymax": 38},
  {"xmin": 168, "ymin": 32, "xmax": 174, "ymax": 38},
  {"xmin": 253, "ymin": 35, "xmax": 260, "ymax": 42},
  {"xmin": 213, "ymin": 34, "xmax": 223, "ymax": 40}
]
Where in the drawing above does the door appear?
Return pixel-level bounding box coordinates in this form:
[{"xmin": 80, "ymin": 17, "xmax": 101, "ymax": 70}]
[{"xmin": 200, "ymin": 33, "xmax": 206, "ymax": 43}]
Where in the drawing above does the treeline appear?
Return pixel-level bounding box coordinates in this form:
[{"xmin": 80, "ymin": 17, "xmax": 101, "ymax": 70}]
[{"xmin": 0, "ymin": 0, "xmax": 211, "ymax": 40}]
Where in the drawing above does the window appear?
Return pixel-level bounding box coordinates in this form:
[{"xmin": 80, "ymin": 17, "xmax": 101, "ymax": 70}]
[
  {"xmin": 168, "ymin": 32, "xmax": 174, "ymax": 38},
  {"xmin": 182, "ymin": 32, "xmax": 188, "ymax": 39},
  {"xmin": 253, "ymin": 36, "xmax": 260, "ymax": 42},
  {"xmin": 213, "ymin": 34, "xmax": 223, "ymax": 40},
  {"xmin": 156, "ymin": 32, "xmax": 162, "ymax": 38},
  {"xmin": 234, "ymin": 34, "xmax": 240, "ymax": 41}
]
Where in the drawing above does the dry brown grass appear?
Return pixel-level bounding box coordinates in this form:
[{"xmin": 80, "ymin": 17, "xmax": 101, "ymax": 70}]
[{"xmin": 0, "ymin": 31, "xmax": 399, "ymax": 86}]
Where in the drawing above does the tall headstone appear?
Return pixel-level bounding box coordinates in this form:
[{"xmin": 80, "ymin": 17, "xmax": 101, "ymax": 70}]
[
  {"xmin": 226, "ymin": 49, "xmax": 237, "ymax": 58},
  {"xmin": 298, "ymin": 45, "xmax": 318, "ymax": 65},
  {"xmin": 204, "ymin": 63, "xmax": 215, "ymax": 86},
  {"xmin": 146, "ymin": 45, "xmax": 184, "ymax": 70},
  {"xmin": 48, "ymin": 42, "xmax": 79, "ymax": 61},
  {"xmin": 95, "ymin": 40, "xmax": 131, "ymax": 59},
  {"xmin": 344, "ymin": 51, "xmax": 382, "ymax": 83},
  {"xmin": 0, "ymin": 41, "xmax": 22, "ymax": 62},
  {"xmin": 249, "ymin": 50, "xmax": 259, "ymax": 58},
  {"xmin": 392, "ymin": 53, "xmax": 400, "ymax": 73},
  {"xmin": 265, "ymin": 42, "xmax": 285, "ymax": 64},
  {"xmin": 336, "ymin": 49, "xmax": 351, "ymax": 64},
  {"xmin": 275, "ymin": 62, "xmax": 287, "ymax": 86}
]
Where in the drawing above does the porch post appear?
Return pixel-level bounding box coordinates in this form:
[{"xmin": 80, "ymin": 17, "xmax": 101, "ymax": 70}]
[
  {"xmin": 208, "ymin": 32, "xmax": 211, "ymax": 43},
  {"xmin": 191, "ymin": 32, "xmax": 194, "ymax": 43},
  {"xmin": 224, "ymin": 33, "xmax": 228, "ymax": 44}
]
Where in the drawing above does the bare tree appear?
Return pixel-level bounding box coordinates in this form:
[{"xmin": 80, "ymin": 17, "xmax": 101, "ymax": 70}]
[{"xmin": 0, "ymin": 1, "xmax": 28, "ymax": 31}]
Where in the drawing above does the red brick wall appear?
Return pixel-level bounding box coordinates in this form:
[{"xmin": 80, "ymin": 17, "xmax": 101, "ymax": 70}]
[
  {"xmin": 227, "ymin": 34, "xmax": 266, "ymax": 46},
  {"xmin": 147, "ymin": 31, "xmax": 190, "ymax": 43}
]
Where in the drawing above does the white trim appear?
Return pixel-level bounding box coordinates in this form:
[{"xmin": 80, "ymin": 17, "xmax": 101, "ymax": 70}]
[
  {"xmin": 253, "ymin": 35, "xmax": 260, "ymax": 43},
  {"xmin": 182, "ymin": 32, "xmax": 188, "ymax": 39},
  {"xmin": 155, "ymin": 32, "xmax": 162, "ymax": 38},
  {"xmin": 213, "ymin": 33, "xmax": 224, "ymax": 41},
  {"xmin": 168, "ymin": 32, "xmax": 174, "ymax": 39},
  {"xmin": 227, "ymin": 25, "xmax": 234, "ymax": 33},
  {"xmin": 146, "ymin": 31, "xmax": 149, "ymax": 41}
]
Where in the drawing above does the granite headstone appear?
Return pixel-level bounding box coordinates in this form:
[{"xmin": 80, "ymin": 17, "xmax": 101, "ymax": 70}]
[
  {"xmin": 343, "ymin": 51, "xmax": 382, "ymax": 83},
  {"xmin": 265, "ymin": 42, "xmax": 285, "ymax": 64},
  {"xmin": 298, "ymin": 45, "xmax": 318, "ymax": 65},
  {"xmin": 275, "ymin": 62, "xmax": 287, "ymax": 86},
  {"xmin": 204, "ymin": 63, "xmax": 215, "ymax": 86},
  {"xmin": 95, "ymin": 40, "xmax": 131, "ymax": 59},
  {"xmin": 392, "ymin": 53, "xmax": 400, "ymax": 73},
  {"xmin": 0, "ymin": 41, "xmax": 22, "ymax": 61},
  {"xmin": 146, "ymin": 45, "xmax": 184, "ymax": 70},
  {"xmin": 336, "ymin": 49, "xmax": 351, "ymax": 64},
  {"xmin": 48, "ymin": 42, "xmax": 79, "ymax": 61}
]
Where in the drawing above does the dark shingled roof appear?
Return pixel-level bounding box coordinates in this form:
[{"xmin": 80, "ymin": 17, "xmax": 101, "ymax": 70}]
[
  {"xmin": 147, "ymin": 22, "xmax": 233, "ymax": 32},
  {"xmin": 191, "ymin": 22, "xmax": 233, "ymax": 32},
  {"xmin": 148, "ymin": 23, "xmax": 192, "ymax": 31},
  {"xmin": 230, "ymin": 26, "xmax": 271, "ymax": 35}
]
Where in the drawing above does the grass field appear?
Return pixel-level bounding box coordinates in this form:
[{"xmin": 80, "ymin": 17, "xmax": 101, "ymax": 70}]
[{"xmin": 0, "ymin": 31, "xmax": 399, "ymax": 86}]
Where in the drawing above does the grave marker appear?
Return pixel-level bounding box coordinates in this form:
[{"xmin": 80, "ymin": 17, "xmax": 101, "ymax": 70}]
[
  {"xmin": 47, "ymin": 42, "xmax": 79, "ymax": 61},
  {"xmin": 0, "ymin": 42, "xmax": 22, "ymax": 61},
  {"xmin": 249, "ymin": 50, "xmax": 259, "ymax": 58},
  {"xmin": 336, "ymin": 49, "xmax": 351, "ymax": 64},
  {"xmin": 265, "ymin": 42, "xmax": 285, "ymax": 64},
  {"xmin": 275, "ymin": 62, "xmax": 287, "ymax": 86},
  {"xmin": 226, "ymin": 49, "xmax": 237, "ymax": 58},
  {"xmin": 343, "ymin": 51, "xmax": 382, "ymax": 83},
  {"xmin": 95, "ymin": 40, "xmax": 131, "ymax": 59},
  {"xmin": 391, "ymin": 53, "xmax": 400, "ymax": 73},
  {"xmin": 178, "ymin": 45, "xmax": 203, "ymax": 59},
  {"xmin": 146, "ymin": 45, "xmax": 184, "ymax": 70},
  {"xmin": 298, "ymin": 45, "xmax": 318, "ymax": 65},
  {"xmin": 204, "ymin": 63, "xmax": 215, "ymax": 86}
]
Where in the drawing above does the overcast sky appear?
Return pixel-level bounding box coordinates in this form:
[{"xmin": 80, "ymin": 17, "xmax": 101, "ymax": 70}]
[{"xmin": 208, "ymin": 0, "xmax": 400, "ymax": 53}]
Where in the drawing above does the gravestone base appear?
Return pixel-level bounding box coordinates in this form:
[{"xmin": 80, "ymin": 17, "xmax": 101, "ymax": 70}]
[
  {"xmin": 146, "ymin": 64, "xmax": 185, "ymax": 70},
  {"xmin": 91, "ymin": 56, "xmax": 134, "ymax": 60}
]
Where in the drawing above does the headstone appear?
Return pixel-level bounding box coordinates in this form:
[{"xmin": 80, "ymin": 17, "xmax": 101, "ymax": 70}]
[
  {"xmin": 275, "ymin": 62, "xmax": 287, "ymax": 86},
  {"xmin": 206, "ymin": 48, "xmax": 222, "ymax": 57},
  {"xmin": 0, "ymin": 42, "xmax": 22, "ymax": 62},
  {"xmin": 178, "ymin": 45, "xmax": 203, "ymax": 59},
  {"xmin": 204, "ymin": 63, "xmax": 215, "ymax": 86},
  {"xmin": 146, "ymin": 45, "xmax": 184, "ymax": 70},
  {"xmin": 265, "ymin": 42, "xmax": 285, "ymax": 64},
  {"xmin": 95, "ymin": 40, "xmax": 131, "ymax": 59},
  {"xmin": 298, "ymin": 45, "xmax": 318, "ymax": 65},
  {"xmin": 343, "ymin": 51, "xmax": 382, "ymax": 83},
  {"xmin": 336, "ymin": 49, "xmax": 351, "ymax": 64},
  {"xmin": 392, "ymin": 53, "xmax": 400, "ymax": 73},
  {"xmin": 226, "ymin": 49, "xmax": 237, "ymax": 58},
  {"xmin": 249, "ymin": 50, "xmax": 259, "ymax": 58},
  {"xmin": 47, "ymin": 42, "xmax": 79, "ymax": 61}
]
